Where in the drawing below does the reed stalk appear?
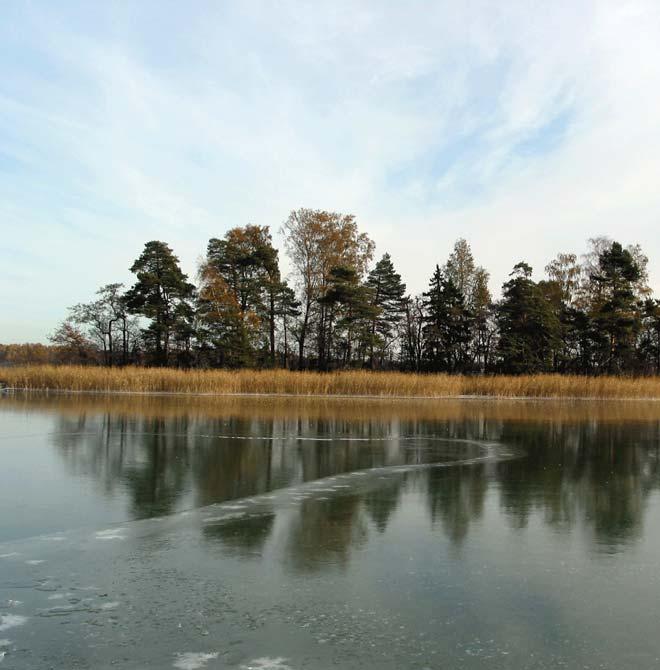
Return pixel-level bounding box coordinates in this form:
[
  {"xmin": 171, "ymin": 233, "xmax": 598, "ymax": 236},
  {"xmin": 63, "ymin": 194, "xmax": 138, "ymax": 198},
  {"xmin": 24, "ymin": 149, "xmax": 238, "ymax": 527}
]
[{"xmin": 3, "ymin": 365, "xmax": 660, "ymax": 399}]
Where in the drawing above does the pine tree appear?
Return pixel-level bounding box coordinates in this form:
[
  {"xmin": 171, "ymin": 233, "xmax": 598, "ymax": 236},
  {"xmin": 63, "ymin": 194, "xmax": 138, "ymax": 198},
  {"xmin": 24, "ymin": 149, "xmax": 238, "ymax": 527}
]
[
  {"xmin": 640, "ymin": 299, "xmax": 660, "ymax": 374},
  {"xmin": 320, "ymin": 265, "xmax": 377, "ymax": 367},
  {"xmin": 275, "ymin": 282, "xmax": 301, "ymax": 369},
  {"xmin": 401, "ymin": 296, "xmax": 425, "ymax": 372},
  {"xmin": 204, "ymin": 226, "xmax": 280, "ymax": 365},
  {"xmin": 365, "ymin": 253, "xmax": 407, "ymax": 368},
  {"xmin": 589, "ymin": 242, "xmax": 642, "ymax": 373},
  {"xmin": 125, "ymin": 241, "xmax": 195, "ymax": 366}
]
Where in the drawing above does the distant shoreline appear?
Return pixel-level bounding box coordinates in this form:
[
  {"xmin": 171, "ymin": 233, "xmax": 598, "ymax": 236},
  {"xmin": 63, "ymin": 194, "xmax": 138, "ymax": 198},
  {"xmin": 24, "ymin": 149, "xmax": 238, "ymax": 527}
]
[
  {"xmin": 3, "ymin": 365, "xmax": 660, "ymax": 401},
  {"xmin": 4, "ymin": 388, "xmax": 660, "ymax": 403}
]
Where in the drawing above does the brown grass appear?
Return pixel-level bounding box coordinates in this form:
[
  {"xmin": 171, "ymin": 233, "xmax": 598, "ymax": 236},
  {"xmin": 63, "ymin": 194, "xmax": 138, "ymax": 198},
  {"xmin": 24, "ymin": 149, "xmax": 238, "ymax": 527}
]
[{"xmin": 3, "ymin": 365, "xmax": 660, "ymax": 399}]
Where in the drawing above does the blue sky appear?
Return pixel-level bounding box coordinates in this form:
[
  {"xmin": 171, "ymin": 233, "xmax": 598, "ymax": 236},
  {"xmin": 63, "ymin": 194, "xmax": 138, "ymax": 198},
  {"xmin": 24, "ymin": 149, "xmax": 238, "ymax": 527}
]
[{"xmin": 2, "ymin": 1, "xmax": 660, "ymax": 342}]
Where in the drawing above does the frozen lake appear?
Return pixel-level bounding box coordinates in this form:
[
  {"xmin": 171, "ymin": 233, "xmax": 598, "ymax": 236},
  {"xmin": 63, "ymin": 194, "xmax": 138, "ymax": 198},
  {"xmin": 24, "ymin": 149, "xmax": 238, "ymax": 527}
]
[{"xmin": 2, "ymin": 393, "xmax": 660, "ymax": 669}]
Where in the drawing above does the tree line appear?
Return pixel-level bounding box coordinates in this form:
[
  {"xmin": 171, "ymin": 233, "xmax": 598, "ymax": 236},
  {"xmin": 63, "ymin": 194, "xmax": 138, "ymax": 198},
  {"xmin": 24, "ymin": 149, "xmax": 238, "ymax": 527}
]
[{"xmin": 35, "ymin": 207, "xmax": 660, "ymax": 375}]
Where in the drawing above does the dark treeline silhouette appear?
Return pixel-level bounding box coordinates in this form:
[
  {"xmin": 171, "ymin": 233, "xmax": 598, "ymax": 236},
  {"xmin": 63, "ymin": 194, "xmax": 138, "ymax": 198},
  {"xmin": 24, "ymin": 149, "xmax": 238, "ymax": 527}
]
[{"xmin": 36, "ymin": 207, "xmax": 660, "ymax": 375}]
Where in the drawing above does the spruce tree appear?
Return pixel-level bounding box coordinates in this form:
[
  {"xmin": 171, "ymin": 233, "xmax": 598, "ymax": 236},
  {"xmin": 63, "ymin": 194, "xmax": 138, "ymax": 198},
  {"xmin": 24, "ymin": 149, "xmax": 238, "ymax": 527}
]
[{"xmin": 422, "ymin": 266, "xmax": 472, "ymax": 372}]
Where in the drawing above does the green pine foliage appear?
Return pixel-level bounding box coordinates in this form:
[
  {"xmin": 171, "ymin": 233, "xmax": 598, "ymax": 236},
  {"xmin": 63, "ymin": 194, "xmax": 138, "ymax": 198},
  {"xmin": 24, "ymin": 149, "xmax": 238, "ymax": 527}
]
[{"xmin": 52, "ymin": 226, "xmax": 659, "ymax": 376}]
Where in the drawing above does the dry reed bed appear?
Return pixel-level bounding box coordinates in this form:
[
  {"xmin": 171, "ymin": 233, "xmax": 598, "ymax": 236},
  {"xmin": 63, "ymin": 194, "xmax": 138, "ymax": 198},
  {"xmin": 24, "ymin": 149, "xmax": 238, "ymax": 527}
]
[{"xmin": 3, "ymin": 365, "xmax": 660, "ymax": 399}]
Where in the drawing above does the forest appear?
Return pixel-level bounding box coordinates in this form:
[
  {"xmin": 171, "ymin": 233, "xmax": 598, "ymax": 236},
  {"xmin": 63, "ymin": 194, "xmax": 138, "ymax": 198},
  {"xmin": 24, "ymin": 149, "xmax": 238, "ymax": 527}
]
[{"xmin": 3, "ymin": 207, "xmax": 659, "ymax": 376}]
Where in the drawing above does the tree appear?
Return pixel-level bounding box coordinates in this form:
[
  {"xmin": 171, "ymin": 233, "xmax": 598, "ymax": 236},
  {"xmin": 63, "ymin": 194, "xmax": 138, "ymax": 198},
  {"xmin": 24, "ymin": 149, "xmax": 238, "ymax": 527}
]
[
  {"xmin": 443, "ymin": 239, "xmax": 492, "ymax": 369},
  {"xmin": 125, "ymin": 241, "xmax": 195, "ymax": 366},
  {"xmin": 640, "ymin": 299, "xmax": 660, "ymax": 374},
  {"xmin": 281, "ymin": 208, "xmax": 374, "ymax": 368},
  {"xmin": 197, "ymin": 264, "xmax": 259, "ymax": 367},
  {"xmin": 68, "ymin": 298, "xmax": 114, "ymax": 365},
  {"xmin": 49, "ymin": 322, "xmax": 97, "ymax": 364},
  {"xmin": 203, "ymin": 225, "xmax": 281, "ymax": 366},
  {"xmin": 589, "ymin": 241, "xmax": 642, "ymax": 373},
  {"xmin": 59, "ymin": 284, "xmax": 139, "ymax": 366},
  {"xmin": 422, "ymin": 266, "xmax": 472, "ymax": 372},
  {"xmin": 496, "ymin": 262, "xmax": 561, "ymax": 373},
  {"xmin": 580, "ymin": 237, "xmax": 650, "ymax": 308},
  {"xmin": 545, "ymin": 253, "xmax": 582, "ymax": 306},
  {"xmin": 444, "ymin": 238, "xmax": 476, "ymax": 303},
  {"xmin": 471, "ymin": 267, "xmax": 495, "ymax": 372},
  {"xmin": 274, "ymin": 282, "xmax": 301, "ymax": 369},
  {"xmin": 320, "ymin": 265, "xmax": 377, "ymax": 367},
  {"xmin": 365, "ymin": 253, "xmax": 407, "ymax": 368},
  {"xmin": 401, "ymin": 295, "xmax": 424, "ymax": 371},
  {"xmin": 97, "ymin": 283, "xmax": 139, "ymax": 365}
]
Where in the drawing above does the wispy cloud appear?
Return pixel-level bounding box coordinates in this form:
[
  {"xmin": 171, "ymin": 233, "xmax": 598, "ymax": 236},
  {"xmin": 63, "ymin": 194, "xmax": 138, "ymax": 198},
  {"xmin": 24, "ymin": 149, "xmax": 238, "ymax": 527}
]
[{"xmin": 1, "ymin": 0, "xmax": 659, "ymax": 340}]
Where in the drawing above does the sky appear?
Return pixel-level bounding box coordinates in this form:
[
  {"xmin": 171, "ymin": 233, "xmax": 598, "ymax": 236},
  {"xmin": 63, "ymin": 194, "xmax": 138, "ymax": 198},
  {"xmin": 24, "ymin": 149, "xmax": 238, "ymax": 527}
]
[{"xmin": 1, "ymin": 1, "xmax": 660, "ymax": 343}]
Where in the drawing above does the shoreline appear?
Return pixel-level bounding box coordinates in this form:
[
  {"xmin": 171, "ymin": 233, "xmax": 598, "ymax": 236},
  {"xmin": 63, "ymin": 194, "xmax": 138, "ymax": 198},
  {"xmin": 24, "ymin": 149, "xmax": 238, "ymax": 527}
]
[{"xmin": 4, "ymin": 386, "xmax": 660, "ymax": 403}]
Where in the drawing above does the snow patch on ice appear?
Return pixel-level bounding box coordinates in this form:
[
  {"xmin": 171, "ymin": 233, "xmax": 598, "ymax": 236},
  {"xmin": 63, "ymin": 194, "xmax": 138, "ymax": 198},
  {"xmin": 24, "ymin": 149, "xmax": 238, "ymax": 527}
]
[
  {"xmin": 47, "ymin": 593, "xmax": 73, "ymax": 601},
  {"xmin": 95, "ymin": 529, "xmax": 126, "ymax": 540},
  {"xmin": 0, "ymin": 615, "xmax": 27, "ymax": 632},
  {"xmin": 173, "ymin": 651, "xmax": 219, "ymax": 669},
  {"xmin": 241, "ymin": 658, "xmax": 293, "ymax": 670}
]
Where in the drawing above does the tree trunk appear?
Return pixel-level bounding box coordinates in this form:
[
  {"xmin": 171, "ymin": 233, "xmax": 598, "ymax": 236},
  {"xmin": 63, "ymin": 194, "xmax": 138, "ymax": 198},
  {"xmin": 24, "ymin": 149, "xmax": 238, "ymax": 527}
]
[
  {"xmin": 269, "ymin": 290, "xmax": 276, "ymax": 367},
  {"xmin": 283, "ymin": 317, "xmax": 289, "ymax": 369},
  {"xmin": 298, "ymin": 302, "xmax": 311, "ymax": 370}
]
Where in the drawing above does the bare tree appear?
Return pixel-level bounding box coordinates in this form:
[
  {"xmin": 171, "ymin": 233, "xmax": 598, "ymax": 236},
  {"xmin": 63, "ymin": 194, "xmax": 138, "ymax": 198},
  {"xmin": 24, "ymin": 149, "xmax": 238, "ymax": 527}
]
[{"xmin": 281, "ymin": 208, "xmax": 374, "ymax": 368}]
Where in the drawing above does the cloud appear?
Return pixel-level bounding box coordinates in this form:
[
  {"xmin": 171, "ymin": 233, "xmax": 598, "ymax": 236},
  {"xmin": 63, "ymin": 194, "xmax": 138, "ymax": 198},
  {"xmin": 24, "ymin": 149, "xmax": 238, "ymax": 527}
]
[{"xmin": 1, "ymin": 0, "xmax": 659, "ymax": 340}]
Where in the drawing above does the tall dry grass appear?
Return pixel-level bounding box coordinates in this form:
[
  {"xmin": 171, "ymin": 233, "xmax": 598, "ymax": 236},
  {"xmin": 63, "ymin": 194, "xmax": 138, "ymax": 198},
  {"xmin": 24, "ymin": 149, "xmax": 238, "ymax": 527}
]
[{"xmin": 3, "ymin": 365, "xmax": 660, "ymax": 399}]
